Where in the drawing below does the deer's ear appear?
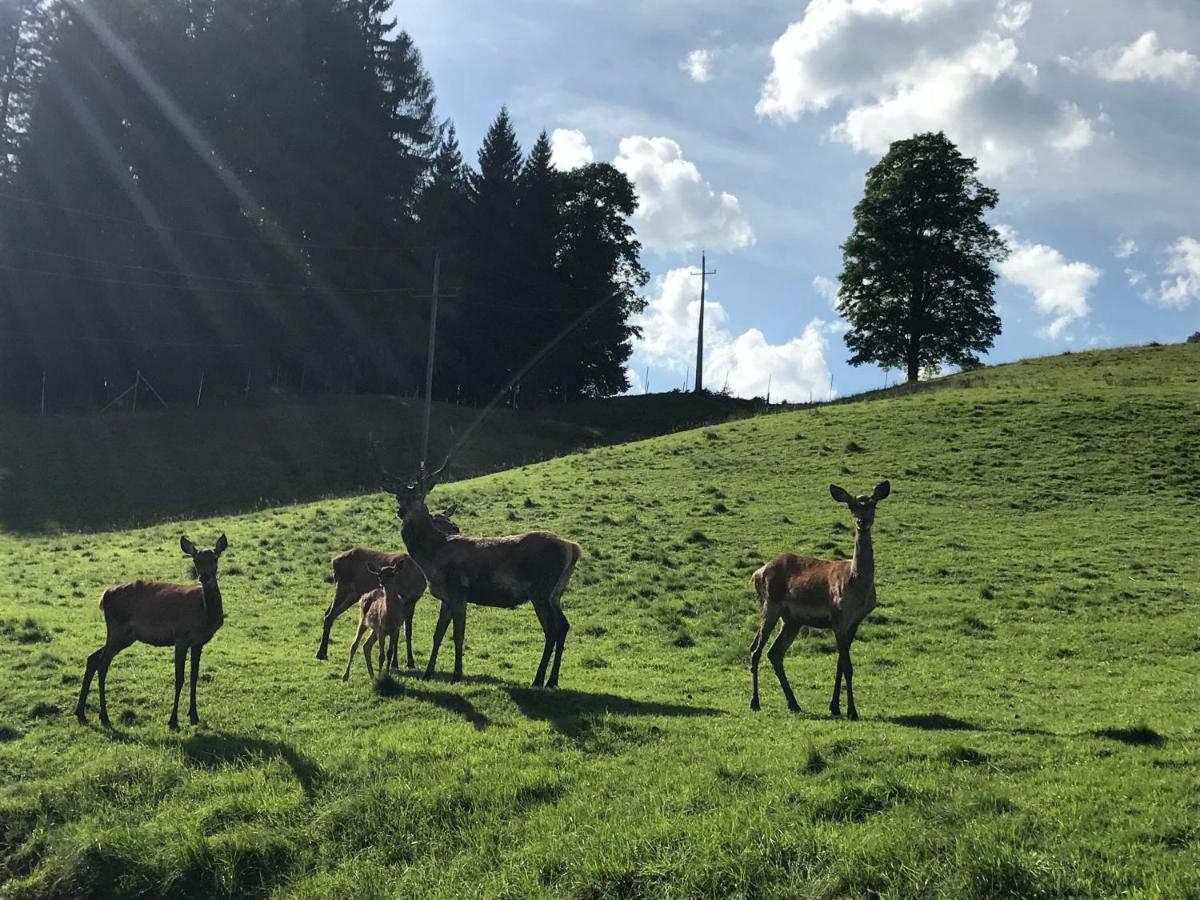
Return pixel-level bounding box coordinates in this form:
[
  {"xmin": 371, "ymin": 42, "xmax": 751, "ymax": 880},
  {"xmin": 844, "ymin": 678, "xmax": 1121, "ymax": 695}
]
[
  {"xmin": 214, "ymin": 534, "xmax": 228, "ymax": 555},
  {"xmin": 873, "ymin": 481, "xmax": 891, "ymax": 501},
  {"xmin": 829, "ymin": 484, "xmax": 852, "ymax": 504},
  {"xmin": 441, "ymin": 503, "xmax": 459, "ymax": 517},
  {"xmin": 180, "ymin": 536, "xmax": 198, "ymax": 557}
]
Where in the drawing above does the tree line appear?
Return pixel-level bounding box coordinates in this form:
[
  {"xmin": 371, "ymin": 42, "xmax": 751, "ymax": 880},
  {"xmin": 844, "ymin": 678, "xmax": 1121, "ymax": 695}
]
[{"xmin": 0, "ymin": 0, "xmax": 647, "ymax": 413}]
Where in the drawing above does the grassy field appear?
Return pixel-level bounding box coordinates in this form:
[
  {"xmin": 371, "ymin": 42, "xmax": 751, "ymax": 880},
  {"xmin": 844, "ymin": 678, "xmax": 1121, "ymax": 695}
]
[
  {"xmin": 0, "ymin": 391, "xmax": 765, "ymax": 532},
  {"xmin": 1, "ymin": 343, "xmax": 1198, "ymax": 898}
]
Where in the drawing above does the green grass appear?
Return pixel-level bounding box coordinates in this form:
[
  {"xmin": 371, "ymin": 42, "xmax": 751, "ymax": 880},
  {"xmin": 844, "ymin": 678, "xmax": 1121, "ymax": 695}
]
[{"xmin": 1, "ymin": 343, "xmax": 1198, "ymax": 898}]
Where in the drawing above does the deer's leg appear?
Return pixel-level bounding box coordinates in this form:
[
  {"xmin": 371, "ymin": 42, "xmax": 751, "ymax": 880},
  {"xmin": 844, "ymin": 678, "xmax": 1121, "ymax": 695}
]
[
  {"xmin": 749, "ymin": 605, "xmax": 782, "ymax": 711},
  {"xmin": 364, "ymin": 631, "xmax": 378, "ymax": 681},
  {"xmin": 318, "ymin": 582, "xmax": 358, "ymax": 660},
  {"xmin": 343, "ymin": 621, "xmax": 367, "ymax": 681},
  {"xmin": 830, "ymin": 651, "xmax": 845, "ymax": 717},
  {"xmin": 424, "ymin": 601, "xmax": 453, "ymax": 680},
  {"xmin": 404, "ymin": 600, "xmax": 416, "ymax": 669},
  {"xmin": 188, "ymin": 644, "xmax": 203, "ymax": 725},
  {"xmin": 531, "ymin": 600, "xmax": 557, "ymax": 688},
  {"xmin": 75, "ymin": 646, "xmax": 106, "ymax": 721},
  {"xmin": 169, "ymin": 643, "xmax": 187, "ymax": 730},
  {"xmin": 449, "ymin": 603, "xmax": 467, "ymax": 683},
  {"xmin": 96, "ymin": 632, "xmax": 133, "ymax": 728},
  {"xmin": 546, "ymin": 608, "xmax": 570, "ymax": 689},
  {"xmin": 837, "ymin": 632, "xmax": 859, "ymax": 721},
  {"xmin": 385, "ymin": 627, "xmax": 398, "ymax": 671},
  {"xmin": 767, "ymin": 619, "xmax": 803, "ymax": 712}
]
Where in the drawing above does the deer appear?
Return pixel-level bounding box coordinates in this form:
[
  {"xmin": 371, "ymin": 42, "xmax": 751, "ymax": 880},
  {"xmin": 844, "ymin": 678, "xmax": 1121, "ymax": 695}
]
[
  {"xmin": 386, "ymin": 460, "xmax": 582, "ymax": 687},
  {"xmin": 75, "ymin": 534, "xmax": 229, "ymax": 730},
  {"xmin": 314, "ymin": 505, "xmax": 460, "ymax": 667},
  {"xmin": 750, "ymin": 482, "xmax": 890, "ymax": 720},
  {"xmin": 342, "ymin": 563, "xmax": 410, "ymax": 681}
]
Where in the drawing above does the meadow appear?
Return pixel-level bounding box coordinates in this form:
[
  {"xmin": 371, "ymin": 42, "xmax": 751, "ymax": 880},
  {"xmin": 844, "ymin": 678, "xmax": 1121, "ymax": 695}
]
[{"xmin": 0, "ymin": 343, "xmax": 1198, "ymax": 898}]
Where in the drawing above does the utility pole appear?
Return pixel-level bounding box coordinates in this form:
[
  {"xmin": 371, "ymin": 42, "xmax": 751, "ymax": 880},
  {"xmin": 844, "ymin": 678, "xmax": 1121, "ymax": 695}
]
[
  {"xmin": 692, "ymin": 252, "xmax": 716, "ymax": 394},
  {"xmin": 420, "ymin": 252, "xmax": 441, "ymax": 473}
]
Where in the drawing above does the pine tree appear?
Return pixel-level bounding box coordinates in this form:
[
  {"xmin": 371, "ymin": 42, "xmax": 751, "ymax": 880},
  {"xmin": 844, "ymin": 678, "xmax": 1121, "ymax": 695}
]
[{"xmin": 838, "ymin": 132, "xmax": 1006, "ymax": 383}]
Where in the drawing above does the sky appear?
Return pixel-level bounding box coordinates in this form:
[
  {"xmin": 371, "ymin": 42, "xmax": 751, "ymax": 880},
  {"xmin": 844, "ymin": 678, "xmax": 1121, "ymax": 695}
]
[{"xmin": 400, "ymin": 0, "xmax": 1200, "ymax": 402}]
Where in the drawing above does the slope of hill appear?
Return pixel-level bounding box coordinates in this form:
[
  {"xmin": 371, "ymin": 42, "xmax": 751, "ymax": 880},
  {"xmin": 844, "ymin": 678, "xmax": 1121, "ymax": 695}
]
[
  {"xmin": 0, "ymin": 391, "xmax": 766, "ymax": 532},
  {"xmin": 0, "ymin": 343, "xmax": 1197, "ymax": 898}
]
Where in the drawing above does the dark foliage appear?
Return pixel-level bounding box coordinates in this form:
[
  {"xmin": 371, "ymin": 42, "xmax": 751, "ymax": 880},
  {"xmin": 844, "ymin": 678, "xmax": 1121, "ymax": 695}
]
[
  {"xmin": 838, "ymin": 131, "xmax": 1007, "ymax": 383},
  {"xmin": 0, "ymin": 3, "xmax": 644, "ymax": 412}
]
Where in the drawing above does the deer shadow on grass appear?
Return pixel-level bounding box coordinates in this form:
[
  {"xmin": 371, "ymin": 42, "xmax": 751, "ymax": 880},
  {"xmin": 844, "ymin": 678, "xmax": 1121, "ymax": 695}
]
[
  {"xmin": 176, "ymin": 731, "xmax": 326, "ymax": 797},
  {"xmin": 505, "ymin": 685, "xmax": 723, "ymax": 745},
  {"xmin": 371, "ymin": 674, "xmax": 490, "ymax": 730}
]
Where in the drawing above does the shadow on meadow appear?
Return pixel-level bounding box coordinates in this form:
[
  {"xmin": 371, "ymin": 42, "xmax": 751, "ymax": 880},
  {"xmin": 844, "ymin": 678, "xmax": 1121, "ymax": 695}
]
[
  {"xmin": 505, "ymin": 685, "xmax": 723, "ymax": 743},
  {"xmin": 374, "ymin": 675, "xmax": 492, "ymax": 730},
  {"xmin": 175, "ymin": 730, "xmax": 326, "ymax": 796}
]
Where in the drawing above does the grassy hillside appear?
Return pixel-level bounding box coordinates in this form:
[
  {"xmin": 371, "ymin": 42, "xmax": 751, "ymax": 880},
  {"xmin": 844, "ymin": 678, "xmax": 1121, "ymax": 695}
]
[
  {"xmin": 0, "ymin": 391, "xmax": 765, "ymax": 532},
  {"xmin": 1, "ymin": 343, "xmax": 1198, "ymax": 898}
]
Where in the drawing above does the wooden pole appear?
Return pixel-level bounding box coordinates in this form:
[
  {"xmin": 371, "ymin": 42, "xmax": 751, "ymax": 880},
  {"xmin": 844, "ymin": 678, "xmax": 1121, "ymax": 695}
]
[
  {"xmin": 693, "ymin": 253, "xmax": 716, "ymax": 394},
  {"xmin": 420, "ymin": 252, "xmax": 441, "ymax": 473}
]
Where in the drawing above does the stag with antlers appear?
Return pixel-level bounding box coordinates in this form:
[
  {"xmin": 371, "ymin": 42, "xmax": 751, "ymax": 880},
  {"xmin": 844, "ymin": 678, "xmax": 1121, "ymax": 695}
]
[
  {"xmin": 75, "ymin": 534, "xmax": 229, "ymax": 729},
  {"xmin": 384, "ymin": 460, "xmax": 582, "ymax": 687},
  {"xmin": 750, "ymin": 482, "xmax": 890, "ymax": 719}
]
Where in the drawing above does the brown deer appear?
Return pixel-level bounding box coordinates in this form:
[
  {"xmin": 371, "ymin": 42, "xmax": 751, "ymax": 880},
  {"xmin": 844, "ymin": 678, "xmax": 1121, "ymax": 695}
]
[
  {"xmin": 387, "ymin": 463, "xmax": 581, "ymax": 687},
  {"xmin": 341, "ymin": 563, "xmax": 409, "ymax": 681},
  {"xmin": 75, "ymin": 534, "xmax": 229, "ymax": 730},
  {"xmin": 314, "ymin": 505, "xmax": 460, "ymax": 666},
  {"xmin": 750, "ymin": 482, "xmax": 890, "ymax": 719}
]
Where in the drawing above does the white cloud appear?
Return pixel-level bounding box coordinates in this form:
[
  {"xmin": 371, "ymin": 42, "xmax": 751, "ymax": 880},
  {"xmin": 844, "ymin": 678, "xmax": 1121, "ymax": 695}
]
[
  {"xmin": 682, "ymin": 48, "xmax": 714, "ymax": 83},
  {"xmin": 549, "ymin": 128, "xmax": 594, "ymax": 170},
  {"xmin": 1157, "ymin": 236, "xmax": 1200, "ymax": 309},
  {"xmin": 1067, "ymin": 32, "xmax": 1199, "ymax": 86},
  {"xmin": 1125, "ymin": 267, "xmax": 1146, "ymax": 287},
  {"xmin": 623, "ymin": 366, "xmax": 644, "ymax": 395},
  {"xmin": 813, "ymin": 275, "xmax": 840, "ymax": 309},
  {"xmin": 612, "ymin": 136, "xmax": 755, "ymax": 253},
  {"xmin": 633, "ymin": 268, "xmax": 834, "ymax": 402},
  {"xmin": 757, "ymin": 0, "xmax": 1096, "ymax": 174},
  {"xmin": 997, "ymin": 226, "xmax": 1101, "ymax": 339},
  {"xmin": 1113, "ymin": 237, "xmax": 1138, "ymax": 259}
]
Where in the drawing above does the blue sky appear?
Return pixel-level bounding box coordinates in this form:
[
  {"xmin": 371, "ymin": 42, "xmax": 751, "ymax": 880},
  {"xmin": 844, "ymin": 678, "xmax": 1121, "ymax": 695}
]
[{"xmin": 401, "ymin": 0, "xmax": 1200, "ymax": 401}]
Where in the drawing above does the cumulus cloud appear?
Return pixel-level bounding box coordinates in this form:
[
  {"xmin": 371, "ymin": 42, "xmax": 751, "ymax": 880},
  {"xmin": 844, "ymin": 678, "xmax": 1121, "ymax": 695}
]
[
  {"xmin": 813, "ymin": 275, "xmax": 840, "ymax": 309},
  {"xmin": 549, "ymin": 128, "xmax": 594, "ymax": 170},
  {"xmin": 612, "ymin": 136, "xmax": 755, "ymax": 253},
  {"xmin": 757, "ymin": 0, "xmax": 1096, "ymax": 174},
  {"xmin": 1113, "ymin": 237, "xmax": 1138, "ymax": 259},
  {"xmin": 997, "ymin": 226, "xmax": 1101, "ymax": 339},
  {"xmin": 1157, "ymin": 236, "xmax": 1200, "ymax": 308},
  {"xmin": 1065, "ymin": 32, "xmax": 1199, "ymax": 86},
  {"xmin": 633, "ymin": 268, "xmax": 834, "ymax": 402},
  {"xmin": 682, "ymin": 48, "xmax": 714, "ymax": 83}
]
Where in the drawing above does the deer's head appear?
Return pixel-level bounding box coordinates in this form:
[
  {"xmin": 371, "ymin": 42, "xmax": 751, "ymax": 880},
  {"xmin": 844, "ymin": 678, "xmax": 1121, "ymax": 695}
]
[
  {"xmin": 830, "ymin": 481, "xmax": 890, "ymax": 530},
  {"xmin": 388, "ymin": 458, "xmax": 450, "ymax": 523},
  {"xmin": 181, "ymin": 534, "xmax": 228, "ymax": 584},
  {"xmin": 367, "ymin": 562, "xmax": 401, "ymax": 590}
]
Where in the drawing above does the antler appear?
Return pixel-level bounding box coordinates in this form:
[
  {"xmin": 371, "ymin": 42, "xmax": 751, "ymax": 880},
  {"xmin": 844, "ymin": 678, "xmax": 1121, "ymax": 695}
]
[{"xmin": 369, "ymin": 434, "xmax": 403, "ymax": 494}]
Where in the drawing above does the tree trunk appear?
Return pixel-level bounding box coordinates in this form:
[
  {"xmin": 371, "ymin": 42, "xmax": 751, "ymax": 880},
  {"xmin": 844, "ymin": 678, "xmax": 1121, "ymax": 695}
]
[{"xmin": 906, "ymin": 332, "xmax": 920, "ymax": 383}]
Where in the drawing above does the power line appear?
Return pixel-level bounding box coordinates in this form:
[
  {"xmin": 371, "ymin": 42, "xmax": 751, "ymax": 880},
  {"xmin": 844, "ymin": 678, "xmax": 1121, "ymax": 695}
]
[{"xmin": 0, "ymin": 188, "xmax": 438, "ymax": 253}]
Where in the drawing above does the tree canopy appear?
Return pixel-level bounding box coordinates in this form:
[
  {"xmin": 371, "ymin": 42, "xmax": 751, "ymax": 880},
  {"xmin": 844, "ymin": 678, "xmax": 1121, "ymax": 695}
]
[
  {"xmin": 0, "ymin": 1, "xmax": 646, "ymax": 411},
  {"xmin": 837, "ymin": 131, "xmax": 1007, "ymax": 383}
]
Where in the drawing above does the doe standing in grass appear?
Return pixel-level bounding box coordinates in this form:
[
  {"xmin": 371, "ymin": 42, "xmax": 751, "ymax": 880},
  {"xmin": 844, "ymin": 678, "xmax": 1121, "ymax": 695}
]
[
  {"xmin": 315, "ymin": 505, "xmax": 460, "ymax": 666},
  {"xmin": 75, "ymin": 534, "xmax": 228, "ymax": 729},
  {"xmin": 750, "ymin": 482, "xmax": 889, "ymax": 719}
]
